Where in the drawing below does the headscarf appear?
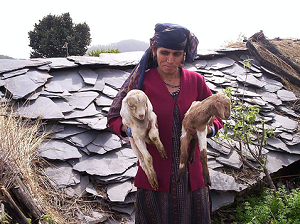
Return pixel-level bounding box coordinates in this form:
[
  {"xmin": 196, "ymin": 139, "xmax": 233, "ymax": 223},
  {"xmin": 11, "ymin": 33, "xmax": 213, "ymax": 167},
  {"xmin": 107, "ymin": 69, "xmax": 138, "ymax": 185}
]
[{"xmin": 107, "ymin": 23, "xmax": 199, "ymax": 122}]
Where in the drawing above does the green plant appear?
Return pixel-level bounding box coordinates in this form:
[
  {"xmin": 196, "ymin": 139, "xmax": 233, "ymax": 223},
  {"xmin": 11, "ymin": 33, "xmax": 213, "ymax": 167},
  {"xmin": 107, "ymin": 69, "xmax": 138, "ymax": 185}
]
[
  {"xmin": 88, "ymin": 48, "xmax": 121, "ymax": 57},
  {"xmin": 40, "ymin": 215, "xmax": 55, "ymax": 224},
  {"xmin": 215, "ymin": 86, "xmax": 276, "ymax": 189},
  {"xmin": 0, "ymin": 213, "xmax": 9, "ymax": 224},
  {"xmin": 236, "ymin": 186, "xmax": 300, "ymax": 223},
  {"xmin": 242, "ymin": 59, "xmax": 254, "ymax": 69},
  {"xmin": 215, "ymin": 59, "xmax": 277, "ymax": 189}
]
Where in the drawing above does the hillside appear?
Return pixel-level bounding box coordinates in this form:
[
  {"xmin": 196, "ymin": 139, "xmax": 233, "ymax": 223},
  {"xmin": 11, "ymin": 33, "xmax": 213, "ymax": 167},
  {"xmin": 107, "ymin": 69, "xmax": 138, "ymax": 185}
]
[
  {"xmin": 87, "ymin": 39, "xmax": 148, "ymax": 54},
  {"xmin": 0, "ymin": 54, "xmax": 14, "ymax": 59}
]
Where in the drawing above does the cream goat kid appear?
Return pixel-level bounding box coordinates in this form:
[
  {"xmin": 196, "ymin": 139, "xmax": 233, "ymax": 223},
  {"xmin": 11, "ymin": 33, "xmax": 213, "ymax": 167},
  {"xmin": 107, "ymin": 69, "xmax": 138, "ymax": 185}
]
[
  {"xmin": 120, "ymin": 89, "xmax": 167, "ymax": 190},
  {"xmin": 178, "ymin": 93, "xmax": 231, "ymax": 186}
]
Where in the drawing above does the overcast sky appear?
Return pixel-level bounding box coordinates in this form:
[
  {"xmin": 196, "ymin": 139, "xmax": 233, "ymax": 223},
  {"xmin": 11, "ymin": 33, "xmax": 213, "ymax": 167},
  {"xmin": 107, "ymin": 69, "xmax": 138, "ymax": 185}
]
[{"xmin": 1, "ymin": 0, "xmax": 300, "ymax": 59}]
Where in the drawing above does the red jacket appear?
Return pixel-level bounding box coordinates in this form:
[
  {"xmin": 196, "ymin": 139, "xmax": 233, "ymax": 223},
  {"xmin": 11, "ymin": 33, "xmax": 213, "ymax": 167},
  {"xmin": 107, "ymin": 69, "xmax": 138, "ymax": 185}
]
[{"xmin": 108, "ymin": 68, "xmax": 223, "ymax": 193}]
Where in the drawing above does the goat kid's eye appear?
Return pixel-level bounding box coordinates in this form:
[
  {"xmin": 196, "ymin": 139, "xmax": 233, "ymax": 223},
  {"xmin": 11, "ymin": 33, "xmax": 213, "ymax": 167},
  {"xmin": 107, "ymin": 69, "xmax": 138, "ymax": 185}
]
[{"xmin": 129, "ymin": 105, "xmax": 135, "ymax": 109}]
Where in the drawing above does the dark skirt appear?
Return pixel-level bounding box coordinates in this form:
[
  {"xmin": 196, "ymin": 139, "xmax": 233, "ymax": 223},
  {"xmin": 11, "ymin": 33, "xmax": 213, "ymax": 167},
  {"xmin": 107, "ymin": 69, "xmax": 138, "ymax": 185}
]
[
  {"xmin": 135, "ymin": 185, "xmax": 211, "ymax": 224},
  {"xmin": 135, "ymin": 90, "xmax": 211, "ymax": 224}
]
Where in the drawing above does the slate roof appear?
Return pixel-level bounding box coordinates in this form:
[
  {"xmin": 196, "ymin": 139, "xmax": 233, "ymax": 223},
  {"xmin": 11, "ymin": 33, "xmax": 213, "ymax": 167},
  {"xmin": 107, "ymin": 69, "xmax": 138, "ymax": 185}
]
[{"xmin": 0, "ymin": 45, "xmax": 300, "ymax": 223}]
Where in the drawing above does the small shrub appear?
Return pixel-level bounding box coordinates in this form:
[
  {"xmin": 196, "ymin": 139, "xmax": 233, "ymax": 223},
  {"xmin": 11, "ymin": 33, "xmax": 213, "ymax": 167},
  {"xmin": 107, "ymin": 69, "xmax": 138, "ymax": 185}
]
[
  {"xmin": 236, "ymin": 186, "xmax": 300, "ymax": 223},
  {"xmin": 88, "ymin": 48, "xmax": 120, "ymax": 57}
]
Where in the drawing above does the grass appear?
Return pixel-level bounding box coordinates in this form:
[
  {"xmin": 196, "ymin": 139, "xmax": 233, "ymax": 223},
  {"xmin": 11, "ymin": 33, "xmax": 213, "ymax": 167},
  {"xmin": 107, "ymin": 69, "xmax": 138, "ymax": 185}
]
[
  {"xmin": 0, "ymin": 99, "xmax": 109, "ymax": 223},
  {"xmin": 235, "ymin": 186, "xmax": 300, "ymax": 224},
  {"xmin": 0, "ymin": 100, "xmax": 67, "ymax": 223},
  {"xmin": 0, "ymin": 100, "xmax": 48, "ymax": 189},
  {"xmin": 212, "ymin": 163, "xmax": 300, "ymax": 224}
]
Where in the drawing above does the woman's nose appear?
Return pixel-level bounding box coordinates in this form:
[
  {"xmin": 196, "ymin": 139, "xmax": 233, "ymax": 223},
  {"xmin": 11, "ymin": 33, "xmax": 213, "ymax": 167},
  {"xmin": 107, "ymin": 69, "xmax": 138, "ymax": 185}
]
[{"xmin": 167, "ymin": 55, "xmax": 174, "ymax": 63}]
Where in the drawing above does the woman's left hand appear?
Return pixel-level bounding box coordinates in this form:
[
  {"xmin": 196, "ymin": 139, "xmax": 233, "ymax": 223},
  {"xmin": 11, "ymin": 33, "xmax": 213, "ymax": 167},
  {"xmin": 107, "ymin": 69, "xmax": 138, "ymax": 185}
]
[{"xmin": 207, "ymin": 125, "xmax": 212, "ymax": 135}]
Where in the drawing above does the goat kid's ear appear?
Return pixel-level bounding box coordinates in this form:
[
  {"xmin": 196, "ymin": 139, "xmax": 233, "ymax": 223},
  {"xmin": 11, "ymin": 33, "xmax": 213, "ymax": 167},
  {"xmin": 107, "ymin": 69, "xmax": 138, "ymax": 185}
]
[
  {"xmin": 127, "ymin": 100, "xmax": 134, "ymax": 108},
  {"xmin": 215, "ymin": 100, "xmax": 226, "ymax": 119},
  {"xmin": 146, "ymin": 96, "xmax": 153, "ymax": 116}
]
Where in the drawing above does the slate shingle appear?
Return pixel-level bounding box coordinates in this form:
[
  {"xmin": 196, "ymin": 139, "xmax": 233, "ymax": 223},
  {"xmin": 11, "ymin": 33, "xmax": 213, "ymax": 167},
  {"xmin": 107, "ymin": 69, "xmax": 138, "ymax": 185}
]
[{"xmin": 1, "ymin": 46, "xmax": 299, "ymax": 221}]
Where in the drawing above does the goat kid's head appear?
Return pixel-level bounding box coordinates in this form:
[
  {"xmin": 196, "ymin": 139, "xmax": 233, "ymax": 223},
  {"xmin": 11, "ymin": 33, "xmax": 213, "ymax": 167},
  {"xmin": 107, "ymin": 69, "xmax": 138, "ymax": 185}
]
[
  {"xmin": 126, "ymin": 93, "xmax": 148, "ymax": 120},
  {"xmin": 214, "ymin": 93, "xmax": 231, "ymax": 120}
]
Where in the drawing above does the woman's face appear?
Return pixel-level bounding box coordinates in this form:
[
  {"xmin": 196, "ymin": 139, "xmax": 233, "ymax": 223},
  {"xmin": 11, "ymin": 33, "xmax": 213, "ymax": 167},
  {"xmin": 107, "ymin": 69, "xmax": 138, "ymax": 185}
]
[{"xmin": 153, "ymin": 47, "xmax": 184, "ymax": 76}]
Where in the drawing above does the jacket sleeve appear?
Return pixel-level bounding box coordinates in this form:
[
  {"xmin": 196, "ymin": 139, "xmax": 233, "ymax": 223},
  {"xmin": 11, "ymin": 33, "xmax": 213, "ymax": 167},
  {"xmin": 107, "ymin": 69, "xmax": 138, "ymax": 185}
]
[
  {"xmin": 212, "ymin": 116, "xmax": 223, "ymax": 134},
  {"xmin": 108, "ymin": 117, "xmax": 127, "ymax": 137}
]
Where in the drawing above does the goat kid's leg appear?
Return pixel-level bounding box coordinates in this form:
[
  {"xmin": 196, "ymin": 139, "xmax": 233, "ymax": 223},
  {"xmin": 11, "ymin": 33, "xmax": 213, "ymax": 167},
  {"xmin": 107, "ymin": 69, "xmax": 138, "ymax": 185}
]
[
  {"xmin": 188, "ymin": 138, "xmax": 198, "ymax": 164},
  {"xmin": 148, "ymin": 127, "xmax": 167, "ymax": 159},
  {"xmin": 200, "ymin": 148, "xmax": 211, "ymax": 186},
  {"xmin": 178, "ymin": 127, "xmax": 192, "ymax": 183},
  {"xmin": 132, "ymin": 137, "xmax": 159, "ymax": 190},
  {"xmin": 197, "ymin": 131, "xmax": 211, "ymax": 187},
  {"xmin": 128, "ymin": 138, "xmax": 146, "ymax": 171}
]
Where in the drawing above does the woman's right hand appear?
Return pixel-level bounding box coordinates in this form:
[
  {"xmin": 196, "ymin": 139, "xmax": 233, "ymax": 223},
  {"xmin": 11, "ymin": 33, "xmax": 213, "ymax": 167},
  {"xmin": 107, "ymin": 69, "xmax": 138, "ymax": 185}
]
[{"xmin": 121, "ymin": 125, "xmax": 127, "ymax": 133}]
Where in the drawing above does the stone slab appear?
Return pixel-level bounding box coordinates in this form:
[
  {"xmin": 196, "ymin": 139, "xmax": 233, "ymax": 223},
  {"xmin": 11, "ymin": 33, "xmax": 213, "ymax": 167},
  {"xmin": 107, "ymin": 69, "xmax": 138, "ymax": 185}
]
[
  {"xmin": 107, "ymin": 180, "xmax": 133, "ymax": 202},
  {"xmin": 266, "ymin": 151, "xmax": 300, "ymax": 173},
  {"xmin": 39, "ymin": 140, "xmax": 82, "ymax": 160},
  {"xmin": 211, "ymin": 190, "xmax": 235, "ymax": 212},
  {"xmin": 73, "ymin": 149, "xmax": 137, "ymax": 176},
  {"xmin": 37, "ymin": 58, "xmax": 78, "ymax": 70},
  {"xmin": 16, "ymin": 97, "xmax": 64, "ymax": 119},
  {"xmin": 2, "ymin": 68, "xmax": 29, "ymax": 79},
  {"xmin": 46, "ymin": 68, "xmax": 84, "ymax": 93},
  {"xmin": 277, "ymin": 89, "xmax": 297, "ymax": 101},
  {"xmin": 45, "ymin": 161, "xmax": 80, "ymax": 189},
  {"xmin": 4, "ymin": 69, "xmax": 52, "ymax": 99},
  {"xmin": 63, "ymin": 102, "xmax": 99, "ymax": 119},
  {"xmin": 0, "ymin": 59, "xmax": 51, "ymax": 73},
  {"xmin": 94, "ymin": 68, "xmax": 129, "ymax": 90},
  {"xmin": 210, "ymin": 169, "xmax": 246, "ymax": 192},
  {"xmin": 77, "ymin": 116, "xmax": 108, "ymax": 130},
  {"xmin": 64, "ymin": 91, "xmax": 99, "ymax": 110},
  {"xmin": 67, "ymin": 130, "xmax": 99, "ymax": 147}
]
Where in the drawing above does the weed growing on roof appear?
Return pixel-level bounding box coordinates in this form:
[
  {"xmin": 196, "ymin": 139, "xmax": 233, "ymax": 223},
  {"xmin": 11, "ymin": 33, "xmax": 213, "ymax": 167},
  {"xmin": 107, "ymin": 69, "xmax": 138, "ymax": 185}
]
[
  {"xmin": 215, "ymin": 87, "xmax": 276, "ymax": 189},
  {"xmin": 88, "ymin": 48, "xmax": 120, "ymax": 56}
]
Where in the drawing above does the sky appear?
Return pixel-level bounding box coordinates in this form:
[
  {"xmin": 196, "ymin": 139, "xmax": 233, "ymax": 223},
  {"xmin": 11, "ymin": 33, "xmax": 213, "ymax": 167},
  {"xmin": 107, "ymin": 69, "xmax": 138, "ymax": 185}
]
[{"xmin": 1, "ymin": 0, "xmax": 300, "ymax": 59}]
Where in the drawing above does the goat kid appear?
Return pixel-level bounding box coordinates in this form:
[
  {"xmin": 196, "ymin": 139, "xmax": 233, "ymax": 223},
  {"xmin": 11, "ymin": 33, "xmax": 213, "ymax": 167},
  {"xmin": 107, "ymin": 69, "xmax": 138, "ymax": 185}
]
[
  {"xmin": 120, "ymin": 89, "xmax": 167, "ymax": 190},
  {"xmin": 178, "ymin": 93, "xmax": 231, "ymax": 186}
]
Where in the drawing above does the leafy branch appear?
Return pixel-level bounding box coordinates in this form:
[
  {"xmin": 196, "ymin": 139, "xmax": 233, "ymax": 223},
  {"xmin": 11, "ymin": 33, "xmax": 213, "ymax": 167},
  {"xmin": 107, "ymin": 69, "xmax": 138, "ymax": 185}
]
[{"xmin": 214, "ymin": 86, "xmax": 276, "ymax": 189}]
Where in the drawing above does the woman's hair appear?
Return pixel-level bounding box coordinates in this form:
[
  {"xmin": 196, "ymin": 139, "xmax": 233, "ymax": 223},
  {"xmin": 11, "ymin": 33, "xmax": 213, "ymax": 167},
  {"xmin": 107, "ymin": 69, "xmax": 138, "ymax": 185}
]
[{"xmin": 148, "ymin": 40, "xmax": 159, "ymax": 68}]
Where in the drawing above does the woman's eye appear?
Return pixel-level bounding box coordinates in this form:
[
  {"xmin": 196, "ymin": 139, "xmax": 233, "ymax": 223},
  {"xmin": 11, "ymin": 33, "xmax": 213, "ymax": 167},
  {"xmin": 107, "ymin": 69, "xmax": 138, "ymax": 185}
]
[{"xmin": 174, "ymin": 52, "xmax": 183, "ymax": 57}]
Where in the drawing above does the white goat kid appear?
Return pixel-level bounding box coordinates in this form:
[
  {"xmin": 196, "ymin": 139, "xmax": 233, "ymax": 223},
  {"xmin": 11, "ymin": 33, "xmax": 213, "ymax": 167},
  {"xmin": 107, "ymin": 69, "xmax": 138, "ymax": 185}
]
[
  {"xmin": 120, "ymin": 89, "xmax": 167, "ymax": 190},
  {"xmin": 178, "ymin": 93, "xmax": 231, "ymax": 186}
]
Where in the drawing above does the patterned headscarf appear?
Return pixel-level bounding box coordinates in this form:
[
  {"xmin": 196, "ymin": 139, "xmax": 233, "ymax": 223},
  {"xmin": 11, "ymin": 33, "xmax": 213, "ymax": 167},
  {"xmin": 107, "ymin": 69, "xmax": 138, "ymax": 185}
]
[{"xmin": 107, "ymin": 23, "xmax": 199, "ymax": 122}]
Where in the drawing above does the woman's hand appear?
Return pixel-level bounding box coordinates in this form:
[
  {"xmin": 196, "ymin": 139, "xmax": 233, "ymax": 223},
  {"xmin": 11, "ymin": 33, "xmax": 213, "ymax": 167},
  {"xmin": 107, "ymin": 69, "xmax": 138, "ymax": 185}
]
[
  {"xmin": 121, "ymin": 124, "xmax": 127, "ymax": 133},
  {"xmin": 207, "ymin": 125, "xmax": 213, "ymax": 135}
]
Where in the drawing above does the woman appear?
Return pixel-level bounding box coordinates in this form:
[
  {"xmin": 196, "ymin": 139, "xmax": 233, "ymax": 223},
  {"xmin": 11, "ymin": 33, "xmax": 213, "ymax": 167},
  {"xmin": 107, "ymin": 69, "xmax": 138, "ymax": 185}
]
[{"xmin": 107, "ymin": 23, "xmax": 223, "ymax": 224}]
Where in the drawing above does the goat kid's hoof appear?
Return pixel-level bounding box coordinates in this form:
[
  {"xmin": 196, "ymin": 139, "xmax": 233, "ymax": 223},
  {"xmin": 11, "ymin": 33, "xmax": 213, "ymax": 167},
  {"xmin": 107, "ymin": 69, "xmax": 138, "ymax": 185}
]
[
  {"xmin": 188, "ymin": 155, "xmax": 195, "ymax": 164},
  {"xmin": 149, "ymin": 177, "xmax": 159, "ymax": 190},
  {"xmin": 176, "ymin": 177, "xmax": 183, "ymax": 184},
  {"xmin": 160, "ymin": 150, "xmax": 167, "ymax": 159},
  {"xmin": 204, "ymin": 177, "xmax": 211, "ymax": 187},
  {"xmin": 177, "ymin": 168, "xmax": 185, "ymax": 183},
  {"xmin": 157, "ymin": 145, "xmax": 167, "ymax": 159}
]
